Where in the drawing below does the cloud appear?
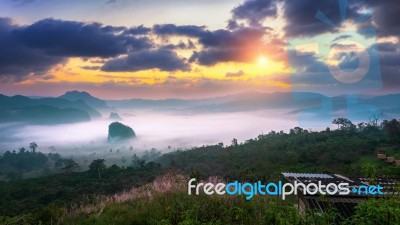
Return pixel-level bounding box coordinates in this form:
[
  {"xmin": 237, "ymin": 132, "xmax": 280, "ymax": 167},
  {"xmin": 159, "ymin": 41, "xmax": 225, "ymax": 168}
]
[
  {"xmin": 282, "ymin": 0, "xmax": 362, "ymax": 37},
  {"xmin": 190, "ymin": 48, "xmax": 251, "ymax": 66},
  {"xmin": 81, "ymin": 66, "xmax": 101, "ymax": 70},
  {"xmin": 231, "ymin": 0, "xmax": 277, "ymax": 27},
  {"xmin": 15, "ymin": 18, "xmax": 152, "ymax": 58},
  {"xmin": 153, "ymin": 24, "xmax": 207, "ymax": 37},
  {"xmin": 152, "ymin": 21, "xmax": 283, "ymax": 66},
  {"xmin": 374, "ymin": 42, "xmax": 399, "ymax": 53},
  {"xmin": 288, "ymin": 50, "xmax": 329, "ymax": 74},
  {"xmin": 280, "ymin": 0, "xmax": 400, "ymax": 38},
  {"xmin": 189, "ymin": 27, "xmax": 274, "ymax": 65},
  {"xmin": 370, "ymin": 42, "xmax": 400, "ymax": 91},
  {"xmin": 161, "ymin": 40, "xmax": 196, "ymax": 50},
  {"xmin": 226, "ymin": 70, "xmax": 245, "ymax": 77},
  {"xmin": 0, "ymin": 17, "xmax": 156, "ymax": 82},
  {"xmin": 362, "ymin": 0, "xmax": 400, "ymax": 37},
  {"xmin": 332, "ymin": 35, "xmax": 352, "ymax": 42},
  {"xmin": 125, "ymin": 25, "xmax": 151, "ymax": 35},
  {"xmin": 101, "ymin": 49, "xmax": 190, "ymax": 72},
  {"xmin": 0, "ymin": 18, "xmax": 65, "ymax": 82}
]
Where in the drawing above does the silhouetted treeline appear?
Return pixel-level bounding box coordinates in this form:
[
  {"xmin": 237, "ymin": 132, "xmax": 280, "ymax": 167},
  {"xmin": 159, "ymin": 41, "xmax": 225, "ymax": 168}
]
[{"xmin": 0, "ymin": 142, "xmax": 62, "ymax": 180}]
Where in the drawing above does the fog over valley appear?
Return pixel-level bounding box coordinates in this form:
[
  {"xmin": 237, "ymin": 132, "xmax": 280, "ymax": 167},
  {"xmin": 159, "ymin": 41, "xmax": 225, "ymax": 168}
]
[
  {"xmin": 0, "ymin": 109, "xmax": 298, "ymax": 156},
  {"xmin": 1, "ymin": 90, "xmax": 400, "ymax": 159}
]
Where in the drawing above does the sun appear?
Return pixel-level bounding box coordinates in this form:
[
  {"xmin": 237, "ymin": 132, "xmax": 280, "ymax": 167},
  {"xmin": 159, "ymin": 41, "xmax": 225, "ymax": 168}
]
[{"xmin": 258, "ymin": 56, "xmax": 268, "ymax": 66}]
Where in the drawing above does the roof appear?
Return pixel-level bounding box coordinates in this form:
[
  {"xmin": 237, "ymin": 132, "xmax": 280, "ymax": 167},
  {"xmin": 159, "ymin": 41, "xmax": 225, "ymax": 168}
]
[
  {"xmin": 282, "ymin": 172, "xmax": 400, "ymax": 223},
  {"xmin": 281, "ymin": 172, "xmax": 333, "ymax": 179},
  {"xmin": 282, "ymin": 172, "xmax": 400, "ymax": 197},
  {"xmin": 305, "ymin": 197, "xmax": 358, "ymax": 218}
]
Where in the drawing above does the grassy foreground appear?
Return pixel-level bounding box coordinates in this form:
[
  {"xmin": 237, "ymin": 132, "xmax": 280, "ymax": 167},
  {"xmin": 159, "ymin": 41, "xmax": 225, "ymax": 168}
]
[{"xmin": 1, "ymin": 173, "xmax": 399, "ymax": 225}]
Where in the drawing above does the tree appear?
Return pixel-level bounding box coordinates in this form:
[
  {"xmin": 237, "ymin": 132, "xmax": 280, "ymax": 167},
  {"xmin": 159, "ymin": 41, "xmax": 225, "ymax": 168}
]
[
  {"xmin": 231, "ymin": 138, "xmax": 238, "ymax": 147},
  {"xmin": 18, "ymin": 147, "xmax": 26, "ymax": 154},
  {"xmin": 332, "ymin": 118, "xmax": 356, "ymax": 131},
  {"xmin": 132, "ymin": 154, "xmax": 145, "ymax": 168},
  {"xmin": 62, "ymin": 159, "xmax": 80, "ymax": 174},
  {"xmin": 29, "ymin": 142, "xmax": 38, "ymax": 153},
  {"xmin": 362, "ymin": 163, "xmax": 376, "ymax": 184},
  {"xmin": 89, "ymin": 159, "xmax": 106, "ymax": 180},
  {"xmin": 382, "ymin": 119, "xmax": 400, "ymax": 143},
  {"xmin": 368, "ymin": 111, "xmax": 382, "ymax": 127}
]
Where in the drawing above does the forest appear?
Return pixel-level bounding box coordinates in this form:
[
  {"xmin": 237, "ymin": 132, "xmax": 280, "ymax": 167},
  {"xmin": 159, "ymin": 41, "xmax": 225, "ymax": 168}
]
[{"xmin": 0, "ymin": 118, "xmax": 399, "ymax": 224}]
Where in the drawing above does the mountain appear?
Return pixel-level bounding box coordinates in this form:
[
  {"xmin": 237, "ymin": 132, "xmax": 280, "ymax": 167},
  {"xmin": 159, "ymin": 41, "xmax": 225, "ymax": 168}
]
[
  {"xmin": 0, "ymin": 94, "xmax": 100, "ymax": 123},
  {"xmin": 107, "ymin": 122, "xmax": 136, "ymax": 142},
  {"xmin": 0, "ymin": 105, "xmax": 91, "ymax": 124},
  {"xmin": 109, "ymin": 112, "xmax": 122, "ymax": 121},
  {"xmin": 106, "ymin": 91, "xmax": 400, "ymax": 120},
  {"xmin": 59, "ymin": 91, "xmax": 108, "ymax": 109},
  {"xmin": 107, "ymin": 92, "xmax": 325, "ymax": 112}
]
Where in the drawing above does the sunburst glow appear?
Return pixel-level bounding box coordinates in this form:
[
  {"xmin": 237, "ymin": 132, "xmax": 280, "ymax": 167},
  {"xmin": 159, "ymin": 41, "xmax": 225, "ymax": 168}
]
[{"xmin": 258, "ymin": 56, "xmax": 268, "ymax": 66}]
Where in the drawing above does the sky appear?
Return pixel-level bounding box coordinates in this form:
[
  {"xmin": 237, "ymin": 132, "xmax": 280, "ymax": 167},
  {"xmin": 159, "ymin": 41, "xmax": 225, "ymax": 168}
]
[{"xmin": 0, "ymin": 0, "xmax": 399, "ymax": 99}]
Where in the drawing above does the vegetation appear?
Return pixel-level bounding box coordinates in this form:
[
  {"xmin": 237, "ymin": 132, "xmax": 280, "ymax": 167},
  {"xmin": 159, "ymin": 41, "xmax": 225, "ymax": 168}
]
[
  {"xmin": 0, "ymin": 118, "xmax": 400, "ymax": 224},
  {"xmin": 0, "ymin": 142, "xmax": 62, "ymax": 181},
  {"xmin": 1, "ymin": 173, "xmax": 399, "ymax": 225},
  {"xmin": 0, "ymin": 162, "xmax": 163, "ymax": 216},
  {"xmin": 158, "ymin": 118, "xmax": 400, "ymax": 180}
]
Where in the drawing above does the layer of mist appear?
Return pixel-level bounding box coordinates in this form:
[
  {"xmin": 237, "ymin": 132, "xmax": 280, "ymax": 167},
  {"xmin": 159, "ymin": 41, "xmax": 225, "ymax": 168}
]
[{"xmin": 0, "ymin": 110, "xmax": 298, "ymax": 157}]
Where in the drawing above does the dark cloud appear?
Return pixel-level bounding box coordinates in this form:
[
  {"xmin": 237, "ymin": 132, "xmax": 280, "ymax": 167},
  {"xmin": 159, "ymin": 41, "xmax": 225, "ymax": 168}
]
[
  {"xmin": 101, "ymin": 25, "xmax": 126, "ymax": 33},
  {"xmin": 125, "ymin": 25, "xmax": 151, "ymax": 35},
  {"xmin": 231, "ymin": 0, "xmax": 277, "ymax": 27},
  {"xmin": 226, "ymin": 70, "xmax": 245, "ymax": 77},
  {"xmin": 189, "ymin": 48, "xmax": 250, "ymax": 66},
  {"xmin": 0, "ymin": 18, "xmax": 65, "ymax": 82},
  {"xmin": 362, "ymin": 0, "xmax": 400, "ymax": 37},
  {"xmin": 15, "ymin": 18, "xmax": 152, "ymax": 58},
  {"xmin": 281, "ymin": 0, "xmax": 399, "ymax": 38},
  {"xmin": 332, "ymin": 35, "xmax": 352, "ymax": 42},
  {"xmin": 0, "ymin": 17, "xmax": 156, "ymax": 82},
  {"xmin": 282, "ymin": 0, "xmax": 362, "ymax": 37},
  {"xmin": 101, "ymin": 49, "xmax": 190, "ymax": 72},
  {"xmin": 372, "ymin": 42, "xmax": 400, "ymax": 91},
  {"xmin": 162, "ymin": 40, "xmax": 196, "ymax": 50},
  {"xmin": 287, "ymin": 50, "xmax": 329, "ymax": 74},
  {"xmin": 153, "ymin": 23, "xmax": 272, "ymax": 66},
  {"xmin": 189, "ymin": 27, "xmax": 270, "ymax": 65},
  {"xmin": 374, "ymin": 42, "xmax": 399, "ymax": 53},
  {"xmin": 153, "ymin": 24, "xmax": 207, "ymax": 37},
  {"xmin": 376, "ymin": 43, "xmax": 400, "ymax": 67},
  {"xmin": 198, "ymin": 27, "xmax": 265, "ymax": 47}
]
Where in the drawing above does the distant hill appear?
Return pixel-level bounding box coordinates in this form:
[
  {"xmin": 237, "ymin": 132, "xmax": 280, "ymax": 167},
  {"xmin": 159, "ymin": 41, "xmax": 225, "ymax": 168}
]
[
  {"xmin": 0, "ymin": 94, "xmax": 100, "ymax": 124},
  {"xmin": 109, "ymin": 112, "xmax": 122, "ymax": 121},
  {"xmin": 107, "ymin": 92, "xmax": 400, "ymax": 117},
  {"xmin": 0, "ymin": 105, "xmax": 91, "ymax": 124},
  {"xmin": 108, "ymin": 122, "xmax": 136, "ymax": 142},
  {"xmin": 59, "ymin": 91, "xmax": 108, "ymax": 109},
  {"xmin": 107, "ymin": 92, "xmax": 325, "ymax": 112},
  {"xmin": 2, "ymin": 91, "xmax": 400, "ymax": 122}
]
